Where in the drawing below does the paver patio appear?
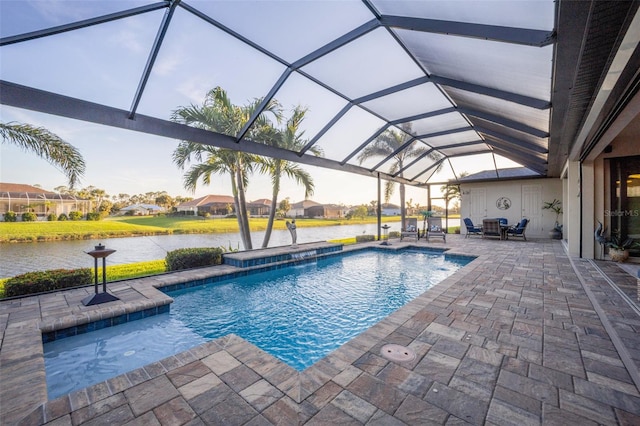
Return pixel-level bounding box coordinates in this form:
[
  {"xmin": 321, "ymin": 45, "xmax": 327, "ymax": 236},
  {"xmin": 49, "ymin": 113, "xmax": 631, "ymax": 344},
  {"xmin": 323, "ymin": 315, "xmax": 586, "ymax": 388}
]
[{"xmin": 1, "ymin": 235, "xmax": 639, "ymax": 425}]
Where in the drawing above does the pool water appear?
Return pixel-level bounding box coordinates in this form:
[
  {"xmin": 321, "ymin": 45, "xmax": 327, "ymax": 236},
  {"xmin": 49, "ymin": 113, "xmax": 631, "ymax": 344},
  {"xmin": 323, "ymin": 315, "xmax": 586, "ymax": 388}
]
[{"xmin": 44, "ymin": 249, "xmax": 470, "ymax": 399}]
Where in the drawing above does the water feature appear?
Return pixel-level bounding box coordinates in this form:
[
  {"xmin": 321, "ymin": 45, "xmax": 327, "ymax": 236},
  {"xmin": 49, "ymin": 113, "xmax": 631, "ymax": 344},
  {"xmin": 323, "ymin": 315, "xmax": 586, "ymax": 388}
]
[
  {"xmin": 43, "ymin": 248, "xmax": 470, "ymax": 398},
  {"xmin": 289, "ymin": 250, "xmax": 317, "ymax": 261}
]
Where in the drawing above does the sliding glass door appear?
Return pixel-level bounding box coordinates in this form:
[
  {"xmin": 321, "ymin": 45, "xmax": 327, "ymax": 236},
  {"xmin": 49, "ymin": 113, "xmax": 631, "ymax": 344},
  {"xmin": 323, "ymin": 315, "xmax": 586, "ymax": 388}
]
[{"xmin": 609, "ymin": 155, "xmax": 640, "ymax": 257}]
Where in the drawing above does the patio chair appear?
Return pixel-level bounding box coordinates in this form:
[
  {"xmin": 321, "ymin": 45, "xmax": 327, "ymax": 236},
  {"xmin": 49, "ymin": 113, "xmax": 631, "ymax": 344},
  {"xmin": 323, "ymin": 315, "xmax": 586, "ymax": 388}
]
[
  {"xmin": 482, "ymin": 219, "xmax": 501, "ymax": 239},
  {"xmin": 463, "ymin": 218, "xmax": 482, "ymax": 238},
  {"xmin": 506, "ymin": 218, "xmax": 529, "ymax": 240},
  {"xmin": 400, "ymin": 217, "xmax": 419, "ymax": 241},
  {"xmin": 426, "ymin": 217, "xmax": 446, "ymax": 243}
]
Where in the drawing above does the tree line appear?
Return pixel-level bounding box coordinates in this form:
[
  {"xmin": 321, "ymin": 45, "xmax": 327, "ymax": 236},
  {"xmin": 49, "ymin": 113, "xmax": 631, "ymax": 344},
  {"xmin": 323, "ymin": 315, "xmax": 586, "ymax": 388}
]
[{"xmin": 50, "ymin": 186, "xmax": 193, "ymax": 217}]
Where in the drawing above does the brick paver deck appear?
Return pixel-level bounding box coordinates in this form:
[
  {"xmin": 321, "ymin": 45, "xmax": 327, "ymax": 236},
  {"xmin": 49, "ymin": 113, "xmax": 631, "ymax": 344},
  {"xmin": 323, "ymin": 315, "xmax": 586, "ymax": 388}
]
[{"xmin": 1, "ymin": 236, "xmax": 639, "ymax": 425}]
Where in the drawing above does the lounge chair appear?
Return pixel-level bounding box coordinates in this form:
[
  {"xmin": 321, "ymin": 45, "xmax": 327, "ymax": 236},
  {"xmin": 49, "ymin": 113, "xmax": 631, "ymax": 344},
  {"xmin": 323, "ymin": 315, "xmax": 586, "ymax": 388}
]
[
  {"xmin": 463, "ymin": 218, "xmax": 482, "ymax": 238},
  {"xmin": 400, "ymin": 217, "xmax": 419, "ymax": 241},
  {"xmin": 482, "ymin": 219, "xmax": 501, "ymax": 239},
  {"xmin": 506, "ymin": 218, "xmax": 529, "ymax": 240},
  {"xmin": 426, "ymin": 217, "xmax": 446, "ymax": 242}
]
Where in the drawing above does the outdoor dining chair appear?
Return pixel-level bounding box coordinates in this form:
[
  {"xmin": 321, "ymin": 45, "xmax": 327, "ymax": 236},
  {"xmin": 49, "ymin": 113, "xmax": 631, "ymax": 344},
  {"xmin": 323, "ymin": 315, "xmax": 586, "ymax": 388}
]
[
  {"xmin": 506, "ymin": 218, "xmax": 530, "ymax": 240},
  {"xmin": 482, "ymin": 219, "xmax": 502, "ymax": 239},
  {"xmin": 463, "ymin": 218, "xmax": 482, "ymax": 238}
]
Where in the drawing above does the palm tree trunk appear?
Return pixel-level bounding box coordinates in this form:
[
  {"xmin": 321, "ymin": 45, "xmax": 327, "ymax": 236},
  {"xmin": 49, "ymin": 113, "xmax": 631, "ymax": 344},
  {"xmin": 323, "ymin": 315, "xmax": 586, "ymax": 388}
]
[
  {"xmin": 229, "ymin": 174, "xmax": 249, "ymax": 250},
  {"xmin": 236, "ymin": 166, "xmax": 252, "ymax": 250},
  {"xmin": 262, "ymin": 164, "xmax": 281, "ymax": 248}
]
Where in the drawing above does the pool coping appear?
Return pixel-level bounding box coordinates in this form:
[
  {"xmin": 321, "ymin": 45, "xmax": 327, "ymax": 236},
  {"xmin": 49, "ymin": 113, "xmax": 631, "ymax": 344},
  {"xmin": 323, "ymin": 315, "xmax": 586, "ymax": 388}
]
[
  {"xmin": 40, "ymin": 244, "xmax": 464, "ymax": 344},
  {"xmin": 3, "ymin": 237, "xmax": 639, "ymax": 424},
  {"xmin": 0, "ymin": 240, "xmax": 469, "ymax": 423}
]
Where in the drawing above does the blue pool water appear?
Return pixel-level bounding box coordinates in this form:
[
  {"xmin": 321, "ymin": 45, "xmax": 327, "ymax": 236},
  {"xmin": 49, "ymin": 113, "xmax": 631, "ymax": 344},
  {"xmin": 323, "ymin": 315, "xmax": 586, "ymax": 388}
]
[{"xmin": 44, "ymin": 249, "xmax": 470, "ymax": 399}]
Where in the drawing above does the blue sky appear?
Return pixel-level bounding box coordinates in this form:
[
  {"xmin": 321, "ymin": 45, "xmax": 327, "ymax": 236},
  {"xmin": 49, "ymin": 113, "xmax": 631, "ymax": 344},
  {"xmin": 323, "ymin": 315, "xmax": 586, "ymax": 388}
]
[
  {"xmin": 1, "ymin": 104, "xmax": 432, "ymax": 206},
  {"xmin": 0, "ymin": 0, "xmax": 528, "ymax": 206}
]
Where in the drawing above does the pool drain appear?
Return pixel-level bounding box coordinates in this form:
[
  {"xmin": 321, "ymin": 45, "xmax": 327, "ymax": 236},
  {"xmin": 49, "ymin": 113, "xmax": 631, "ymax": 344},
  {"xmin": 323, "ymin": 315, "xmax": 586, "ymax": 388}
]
[{"xmin": 380, "ymin": 344, "xmax": 416, "ymax": 362}]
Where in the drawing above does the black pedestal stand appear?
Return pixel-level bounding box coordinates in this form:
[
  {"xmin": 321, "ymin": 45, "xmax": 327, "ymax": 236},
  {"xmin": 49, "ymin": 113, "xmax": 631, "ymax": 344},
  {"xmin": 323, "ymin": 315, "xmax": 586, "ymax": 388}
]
[{"xmin": 82, "ymin": 244, "xmax": 119, "ymax": 306}]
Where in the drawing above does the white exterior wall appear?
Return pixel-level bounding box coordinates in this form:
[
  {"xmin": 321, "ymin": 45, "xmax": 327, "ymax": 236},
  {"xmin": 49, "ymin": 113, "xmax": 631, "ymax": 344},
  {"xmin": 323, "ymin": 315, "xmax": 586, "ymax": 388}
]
[{"xmin": 460, "ymin": 178, "xmax": 563, "ymax": 238}]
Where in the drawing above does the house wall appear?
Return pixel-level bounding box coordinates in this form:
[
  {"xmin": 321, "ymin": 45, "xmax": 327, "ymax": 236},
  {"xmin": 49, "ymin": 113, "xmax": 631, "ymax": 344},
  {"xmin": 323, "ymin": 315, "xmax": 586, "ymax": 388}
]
[
  {"xmin": 460, "ymin": 178, "xmax": 563, "ymax": 238},
  {"xmin": 324, "ymin": 208, "xmax": 342, "ymax": 219},
  {"xmin": 565, "ymin": 162, "xmax": 581, "ymax": 256}
]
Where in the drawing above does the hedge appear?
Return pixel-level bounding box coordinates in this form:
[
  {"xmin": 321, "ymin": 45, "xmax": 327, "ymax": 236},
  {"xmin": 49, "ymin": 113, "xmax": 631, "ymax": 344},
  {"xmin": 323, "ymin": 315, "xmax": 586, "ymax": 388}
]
[
  {"xmin": 3, "ymin": 211, "xmax": 17, "ymax": 222},
  {"xmin": 68, "ymin": 211, "xmax": 83, "ymax": 221},
  {"xmin": 165, "ymin": 247, "xmax": 224, "ymax": 271},
  {"xmin": 21, "ymin": 212, "xmax": 37, "ymax": 222},
  {"xmin": 4, "ymin": 268, "xmax": 93, "ymax": 297}
]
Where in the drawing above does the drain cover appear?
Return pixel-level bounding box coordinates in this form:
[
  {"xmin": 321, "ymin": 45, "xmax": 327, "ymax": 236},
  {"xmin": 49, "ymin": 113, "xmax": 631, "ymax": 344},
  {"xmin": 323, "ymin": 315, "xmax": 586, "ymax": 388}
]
[{"xmin": 380, "ymin": 344, "xmax": 416, "ymax": 362}]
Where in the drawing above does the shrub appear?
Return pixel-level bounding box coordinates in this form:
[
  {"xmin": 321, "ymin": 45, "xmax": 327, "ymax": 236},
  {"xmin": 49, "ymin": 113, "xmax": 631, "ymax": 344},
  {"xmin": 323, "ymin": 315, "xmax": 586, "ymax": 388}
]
[
  {"xmin": 57, "ymin": 213, "xmax": 68, "ymax": 221},
  {"xmin": 68, "ymin": 211, "xmax": 83, "ymax": 221},
  {"xmin": 165, "ymin": 247, "xmax": 224, "ymax": 272},
  {"xmin": 4, "ymin": 268, "xmax": 92, "ymax": 297},
  {"xmin": 389, "ymin": 231, "xmax": 400, "ymax": 238},
  {"xmin": 3, "ymin": 211, "xmax": 17, "ymax": 222},
  {"xmin": 21, "ymin": 212, "xmax": 37, "ymax": 222},
  {"xmin": 356, "ymin": 234, "xmax": 376, "ymax": 243},
  {"xmin": 47, "ymin": 213, "xmax": 57, "ymax": 221},
  {"xmin": 86, "ymin": 212, "xmax": 101, "ymax": 221}
]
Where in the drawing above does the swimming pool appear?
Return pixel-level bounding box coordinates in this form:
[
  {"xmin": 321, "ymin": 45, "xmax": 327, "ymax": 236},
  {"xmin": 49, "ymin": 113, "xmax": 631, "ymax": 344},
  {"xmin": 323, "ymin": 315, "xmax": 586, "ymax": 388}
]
[{"xmin": 44, "ymin": 248, "xmax": 471, "ymax": 399}]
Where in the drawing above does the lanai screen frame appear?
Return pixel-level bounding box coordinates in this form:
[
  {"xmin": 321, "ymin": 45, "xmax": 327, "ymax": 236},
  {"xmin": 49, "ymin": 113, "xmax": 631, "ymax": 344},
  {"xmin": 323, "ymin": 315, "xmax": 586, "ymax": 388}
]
[{"xmin": 1, "ymin": 0, "xmax": 557, "ymax": 193}]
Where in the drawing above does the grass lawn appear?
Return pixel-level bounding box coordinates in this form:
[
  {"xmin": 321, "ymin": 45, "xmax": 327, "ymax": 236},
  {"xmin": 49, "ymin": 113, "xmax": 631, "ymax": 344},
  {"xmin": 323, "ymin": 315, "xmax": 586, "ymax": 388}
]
[
  {"xmin": 0, "ymin": 215, "xmax": 405, "ymax": 243},
  {"xmin": 0, "ymin": 214, "xmax": 461, "ymax": 298}
]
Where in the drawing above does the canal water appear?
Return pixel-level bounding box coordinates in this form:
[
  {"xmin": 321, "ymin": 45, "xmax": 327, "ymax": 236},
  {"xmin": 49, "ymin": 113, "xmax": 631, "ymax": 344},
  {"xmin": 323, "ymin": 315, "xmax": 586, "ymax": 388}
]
[
  {"xmin": 0, "ymin": 219, "xmax": 461, "ymax": 278},
  {"xmin": 0, "ymin": 222, "xmax": 399, "ymax": 278}
]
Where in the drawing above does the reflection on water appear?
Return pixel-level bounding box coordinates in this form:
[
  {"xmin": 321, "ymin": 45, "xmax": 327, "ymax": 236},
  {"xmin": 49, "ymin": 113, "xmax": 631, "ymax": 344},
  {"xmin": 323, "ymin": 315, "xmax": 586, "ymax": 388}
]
[
  {"xmin": 0, "ymin": 219, "xmax": 461, "ymax": 278},
  {"xmin": 0, "ymin": 221, "xmax": 421, "ymax": 278}
]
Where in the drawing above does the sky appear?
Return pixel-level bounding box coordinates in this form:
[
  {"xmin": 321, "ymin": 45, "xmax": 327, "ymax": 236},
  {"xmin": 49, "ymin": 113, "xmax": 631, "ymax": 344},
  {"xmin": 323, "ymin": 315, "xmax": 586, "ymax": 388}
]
[
  {"xmin": 0, "ymin": 0, "xmax": 530, "ymax": 207},
  {"xmin": 0, "ymin": 105, "xmax": 434, "ymax": 206}
]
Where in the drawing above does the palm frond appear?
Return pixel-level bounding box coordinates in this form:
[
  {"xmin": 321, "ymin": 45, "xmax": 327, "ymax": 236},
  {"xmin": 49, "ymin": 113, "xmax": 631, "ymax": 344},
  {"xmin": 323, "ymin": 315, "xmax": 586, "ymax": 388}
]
[
  {"xmin": 281, "ymin": 162, "xmax": 315, "ymax": 198},
  {"xmin": 0, "ymin": 122, "xmax": 86, "ymax": 188}
]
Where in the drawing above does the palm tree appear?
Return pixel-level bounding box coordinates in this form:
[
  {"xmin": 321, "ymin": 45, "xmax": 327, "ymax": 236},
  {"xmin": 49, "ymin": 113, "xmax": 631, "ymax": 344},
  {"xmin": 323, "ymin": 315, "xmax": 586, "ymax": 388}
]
[
  {"xmin": 256, "ymin": 106, "xmax": 322, "ymax": 248},
  {"xmin": 440, "ymin": 172, "xmax": 468, "ymax": 213},
  {"xmin": 440, "ymin": 184, "xmax": 460, "ymax": 213},
  {"xmin": 357, "ymin": 123, "xmax": 441, "ymax": 227},
  {"xmin": 171, "ymin": 87, "xmax": 281, "ymax": 250},
  {"xmin": 1, "ymin": 122, "xmax": 85, "ymax": 188}
]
